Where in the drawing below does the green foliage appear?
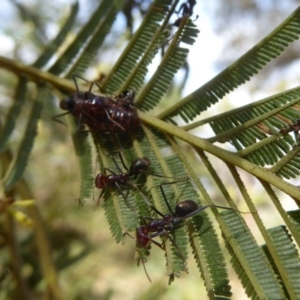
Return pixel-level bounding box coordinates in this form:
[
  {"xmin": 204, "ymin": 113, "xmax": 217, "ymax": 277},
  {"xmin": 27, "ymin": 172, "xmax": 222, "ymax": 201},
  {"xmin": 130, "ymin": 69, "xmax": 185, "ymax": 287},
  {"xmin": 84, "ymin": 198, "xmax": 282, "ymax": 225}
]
[
  {"xmin": 158, "ymin": 5, "xmax": 300, "ymax": 122},
  {"xmin": 3, "ymin": 83, "xmax": 48, "ymax": 191},
  {"xmin": 224, "ymin": 211, "xmax": 286, "ymax": 299},
  {"xmin": 0, "ymin": 1, "xmax": 300, "ymax": 299},
  {"xmin": 262, "ymin": 225, "xmax": 300, "ymax": 299}
]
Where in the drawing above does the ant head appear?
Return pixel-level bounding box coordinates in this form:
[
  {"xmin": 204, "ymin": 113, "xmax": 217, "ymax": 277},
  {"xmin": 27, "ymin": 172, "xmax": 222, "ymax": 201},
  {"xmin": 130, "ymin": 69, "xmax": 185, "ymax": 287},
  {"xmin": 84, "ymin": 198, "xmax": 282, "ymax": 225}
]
[
  {"xmin": 60, "ymin": 96, "xmax": 75, "ymax": 111},
  {"xmin": 95, "ymin": 174, "xmax": 107, "ymax": 189},
  {"xmin": 129, "ymin": 157, "xmax": 151, "ymax": 176},
  {"xmin": 175, "ymin": 200, "xmax": 199, "ymax": 218},
  {"xmin": 117, "ymin": 90, "xmax": 136, "ymax": 107},
  {"xmin": 119, "ymin": 90, "xmax": 135, "ymax": 100}
]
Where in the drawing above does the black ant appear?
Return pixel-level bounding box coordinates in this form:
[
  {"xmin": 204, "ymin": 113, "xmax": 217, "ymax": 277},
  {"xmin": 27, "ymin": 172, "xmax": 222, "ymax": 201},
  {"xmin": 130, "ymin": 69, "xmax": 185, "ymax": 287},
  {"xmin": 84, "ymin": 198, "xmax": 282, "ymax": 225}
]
[
  {"xmin": 115, "ymin": 90, "xmax": 136, "ymax": 108},
  {"xmin": 176, "ymin": 0, "xmax": 197, "ymax": 17},
  {"xmin": 171, "ymin": 0, "xmax": 198, "ymax": 27},
  {"xmin": 54, "ymin": 75, "xmax": 139, "ymax": 132},
  {"xmin": 134, "ymin": 181, "xmax": 247, "ymax": 281},
  {"xmin": 94, "ymin": 153, "xmax": 187, "ymax": 209},
  {"xmin": 95, "ymin": 153, "xmax": 151, "ymax": 209}
]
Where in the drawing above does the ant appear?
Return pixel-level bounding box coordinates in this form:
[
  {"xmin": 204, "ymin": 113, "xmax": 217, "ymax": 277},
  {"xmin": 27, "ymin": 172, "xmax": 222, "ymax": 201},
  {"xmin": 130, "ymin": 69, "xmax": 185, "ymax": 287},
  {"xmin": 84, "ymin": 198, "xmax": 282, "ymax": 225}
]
[
  {"xmin": 171, "ymin": 0, "xmax": 198, "ymax": 27},
  {"xmin": 95, "ymin": 153, "xmax": 186, "ymax": 209},
  {"xmin": 95, "ymin": 153, "xmax": 152, "ymax": 209},
  {"xmin": 55, "ymin": 75, "xmax": 139, "ymax": 132},
  {"xmin": 177, "ymin": 0, "xmax": 197, "ymax": 16},
  {"xmin": 115, "ymin": 90, "xmax": 136, "ymax": 108},
  {"xmin": 133, "ymin": 181, "xmax": 247, "ymax": 281}
]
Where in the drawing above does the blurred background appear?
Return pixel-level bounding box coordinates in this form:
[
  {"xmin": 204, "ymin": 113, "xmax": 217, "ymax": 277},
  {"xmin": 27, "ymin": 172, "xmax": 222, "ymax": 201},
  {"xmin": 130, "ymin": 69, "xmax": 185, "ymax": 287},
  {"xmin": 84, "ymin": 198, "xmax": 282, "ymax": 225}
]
[{"xmin": 0, "ymin": 0, "xmax": 300, "ymax": 299}]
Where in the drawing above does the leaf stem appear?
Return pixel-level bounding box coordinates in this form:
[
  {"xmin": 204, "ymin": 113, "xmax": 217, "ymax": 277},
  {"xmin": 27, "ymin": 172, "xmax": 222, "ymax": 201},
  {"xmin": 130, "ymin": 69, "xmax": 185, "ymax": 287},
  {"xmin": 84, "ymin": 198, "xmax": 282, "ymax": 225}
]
[{"xmin": 138, "ymin": 111, "xmax": 300, "ymax": 203}]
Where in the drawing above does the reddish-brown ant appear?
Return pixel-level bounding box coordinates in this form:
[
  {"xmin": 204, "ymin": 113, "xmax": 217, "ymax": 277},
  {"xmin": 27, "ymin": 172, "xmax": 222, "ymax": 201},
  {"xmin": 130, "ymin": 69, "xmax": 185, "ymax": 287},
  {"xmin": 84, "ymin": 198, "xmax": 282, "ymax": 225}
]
[
  {"xmin": 134, "ymin": 181, "xmax": 247, "ymax": 281},
  {"xmin": 95, "ymin": 153, "xmax": 186, "ymax": 209},
  {"xmin": 95, "ymin": 153, "xmax": 152, "ymax": 209},
  {"xmin": 55, "ymin": 75, "xmax": 140, "ymax": 132}
]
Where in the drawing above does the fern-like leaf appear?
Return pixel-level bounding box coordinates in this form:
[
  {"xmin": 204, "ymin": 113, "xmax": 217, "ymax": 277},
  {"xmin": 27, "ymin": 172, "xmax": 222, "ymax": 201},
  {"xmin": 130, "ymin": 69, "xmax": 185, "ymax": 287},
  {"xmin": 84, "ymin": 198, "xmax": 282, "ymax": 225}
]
[
  {"xmin": 49, "ymin": 0, "xmax": 114, "ymax": 76},
  {"xmin": 136, "ymin": 17, "xmax": 199, "ymax": 112},
  {"xmin": 66, "ymin": 1, "xmax": 124, "ymax": 77},
  {"xmin": 71, "ymin": 126, "xmax": 93, "ymax": 204},
  {"xmin": 188, "ymin": 214, "xmax": 232, "ymax": 298},
  {"xmin": 102, "ymin": 0, "xmax": 175, "ymax": 94},
  {"xmin": 33, "ymin": 1, "xmax": 79, "ymax": 69},
  {"xmin": 223, "ymin": 211, "xmax": 286, "ymax": 299},
  {"xmin": 262, "ymin": 225, "xmax": 300, "ymax": 299},
  {"xmin": 158, "ymin": 6, "xmax": 300, "ymax": 122},
  {"xmin": 3, "ymin": 83, "xmax": 47, "ymax": 191},
  {"xmin": 0, "ymin": 77, "xmax": 27, "ymax": 153}
]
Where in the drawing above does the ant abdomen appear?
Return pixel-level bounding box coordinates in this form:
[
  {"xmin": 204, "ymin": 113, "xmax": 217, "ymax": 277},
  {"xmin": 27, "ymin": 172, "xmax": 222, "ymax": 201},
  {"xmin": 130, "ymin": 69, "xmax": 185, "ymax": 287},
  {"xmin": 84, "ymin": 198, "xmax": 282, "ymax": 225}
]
[
  {"xmin": 129, "ymin": 157, "xmax": 151, "ymax": 177},
  {"xmin": 175, "ymin": 200, "xmax": 199, "ymax": 217}
]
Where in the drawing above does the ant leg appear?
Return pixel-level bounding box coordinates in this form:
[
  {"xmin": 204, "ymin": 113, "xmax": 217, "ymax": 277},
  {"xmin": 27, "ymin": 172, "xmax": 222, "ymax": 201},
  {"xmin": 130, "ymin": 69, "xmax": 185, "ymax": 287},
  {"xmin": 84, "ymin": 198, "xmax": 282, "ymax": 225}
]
[
  {"xmin": 103, "ymin": 107, "xmax": 126, "ymax": 131},
  {"xmin": 148, "ymin": 237, "xmax": 165, "ymax": 251},
  {"xmin": 150, "ymin": 230, "xmax": 186, "ymax": 262},
  {"xmin": 111, "ymin": 154, "xmax": 127, "ymax": 174},
  {"xmin": 77, "ymin": 112, "xmax": 83, "ymax": 131},
  {"xmin": 103, "ymin": 167, "xmax": 117, "ymax": 176},
  {"xmin": 141, "ymin": 216, "xmax": 156, "ymax": 224},
  {"xmin": 181, "ymin": 203, "xmax": 250, "ymax": 220},
  {"xmin": 158, "ymin": 180, "xmax": 190, "ymax": 215},
  {"xmin": 128, "ymin": 181, "xmax": 153, "ymax": 207},
  {"xmin": 52, "ymin": 111, "xmax": 70, "ymax": 125},
  {"xmin": 136, "ymin": 248, "xmax": 152, "ymax": 282},
  {"xmin": 118, "ymin": 152, "xmax": 129, "ymax": 173},
  {"xmin": 124, "ymin": 231, "xmax": 135, "ymax": 240},
  {"xmin": 72, "ymin": 74, "xmax": 104, "ymax": 94},
  {"xmin": 95, "ymin": 183, "xmax": 133, "ymax": 210},
  {"xmin": 72, "ymin": 74, "xmax": 81, "ymax": 93},
  {"xmin": 163, "ymin": 231, "xmax": 186, "ymax": 262},
  {"xmin": 114, "ymin": 182, "xmax": 135, "ymax": 211},
  {"xmin": 94, "ymin": 189, "xmax": 105, "ymax": 209},
  {"xmin": 159, "ymin": 181, "xmax": 177, "ymax": 215},
  {"xmin": 124, "ymin": 232, "xmax": 152, "ymax": 282}
]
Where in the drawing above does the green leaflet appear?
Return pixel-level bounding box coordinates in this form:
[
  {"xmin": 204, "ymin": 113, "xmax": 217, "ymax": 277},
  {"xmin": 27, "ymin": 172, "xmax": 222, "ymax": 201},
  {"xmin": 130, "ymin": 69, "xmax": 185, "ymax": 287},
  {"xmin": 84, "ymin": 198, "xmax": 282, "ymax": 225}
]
[
  {"xmin": 1, "ymin": 1, "xmax": 300, "ymax": 297},
  {"xmin": 102, "ymin": 0, "xmax": 176, "ymax": 94},
  {"xmin": 0, "ymin": 76, "xmax": 28, "ymax": 154},
  {"xmin": 187, "ymin": 214, "xmax": 232, "ymax": 298},
  {"xmin": 158, "ymin": 6, "xmax": 300, "ymax": 121},
  {"xmin": 3, "ymin": 83, "xmax": 47, "ymax": 191},
  {"xmin": 33, "ymin": 1, "xmax": 79, "ymax": 69},
  {"xmin": 136, "ymin": 17, "xmax": 199, "ymax": 111},
  {"xmin": 223, "ymin": 211, "xmax": 286, "ymax": 300},
  {"xmin": 262, "ymin": 225, "xmax": 300, "ymax": 299},
  {"xmin": 71, "ymin": 127, "xmax": 93, "ymax": 204},
  {"xmin": 122, "ymin": 30, "xmax": 170, "ymax": 94},
  {"xmin": 49, "ymin": 0, "xmax": 116, "ymax": 76},
  {"xmin": 66, "ymin": 1, "xmax": 124, "ymax": 77},
  {"xmin": 183, "ymin": 87, "xmax": 300, "ymax": 175}
]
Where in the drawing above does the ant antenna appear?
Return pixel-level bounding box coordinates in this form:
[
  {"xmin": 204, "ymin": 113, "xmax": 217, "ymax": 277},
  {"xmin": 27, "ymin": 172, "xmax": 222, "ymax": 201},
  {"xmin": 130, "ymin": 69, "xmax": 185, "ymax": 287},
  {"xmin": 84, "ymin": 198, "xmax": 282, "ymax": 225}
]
[
  {"xmin": 124, "ymin": 232, "xmax": 152, "ymax": 282},
  {"xmin": 136, "ymin": 248, "xmax": 152, "ymax": 282},
  {"xmin": 72, "ymin": 74, "xmax": 104, "ymax": 94}
]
